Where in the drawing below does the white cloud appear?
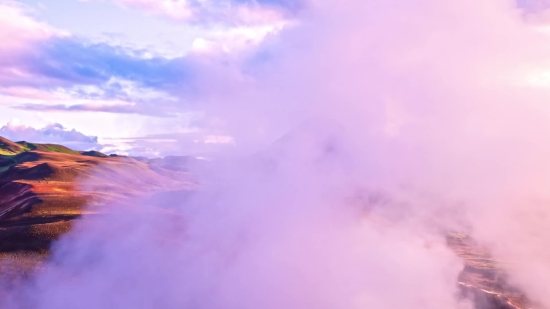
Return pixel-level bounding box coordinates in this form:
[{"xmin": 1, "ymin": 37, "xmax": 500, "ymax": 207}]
[
  {"xmin": 112, "ymin": 0, "xmax": 293, "ymax": 54},
  {"xmin": 0, "ymin": 1, "xmax": 56, "ymax": 54},
  {"xmin": 0, "ymin": 120, "xmax": 100, "ymax": 151},
  {"xmin": 203, "ymin": 134, "xmax": 235, "ymax": 145}
]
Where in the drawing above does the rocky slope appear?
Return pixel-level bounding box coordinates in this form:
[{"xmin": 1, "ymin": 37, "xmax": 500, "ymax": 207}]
[{"xmin": 448, "ymin": 233, "xmax": 536, "ymax": 309}]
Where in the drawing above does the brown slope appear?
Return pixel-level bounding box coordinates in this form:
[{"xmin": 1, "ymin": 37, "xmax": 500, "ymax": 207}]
[{"xmin": 0, "ymin": 143, "xmax": 197, "ymax": 275}]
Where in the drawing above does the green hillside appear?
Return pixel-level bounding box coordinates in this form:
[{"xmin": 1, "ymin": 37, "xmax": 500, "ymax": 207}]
[
  {"xmin": 0, "ymin": 137, "xmax": 26, "ymax": 155},
  {"xmin": 15, "ymin": 141, "xmax": 81, "ymax": 155},
  {"xmin": 0, "ymin": 136, "xmax": 100, "ymax": 157}
]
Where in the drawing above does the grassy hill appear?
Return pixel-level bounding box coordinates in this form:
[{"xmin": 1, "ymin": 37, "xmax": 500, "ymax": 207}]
[
  {"xmin": 15, "ymin": 141, "xmax": 81, "ymax": 155},
  {"xmin": 0, "ymin": 137, "xmax": 26, "ymax": 156},
  {"xmin": 0, "ymin": 136, "xmax": 197, "ymax": 276},
  {"xmin": 0, "ymin": 138, "xmax": 89, "ymax": 156}
]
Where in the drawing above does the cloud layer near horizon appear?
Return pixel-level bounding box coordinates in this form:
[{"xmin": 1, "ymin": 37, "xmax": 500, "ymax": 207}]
[{"xmin": 0, "ymin": 120, "xmax": 100, "ymax": 151}]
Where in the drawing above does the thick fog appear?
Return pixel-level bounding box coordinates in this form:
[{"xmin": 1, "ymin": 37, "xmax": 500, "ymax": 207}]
[{"xmin": 3, "ymin": 1, "xmax": 550, "ymax": 308}]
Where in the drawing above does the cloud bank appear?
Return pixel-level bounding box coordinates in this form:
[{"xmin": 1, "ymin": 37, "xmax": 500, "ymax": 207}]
[
  {"xmin": 3, "ymin": 1, "xmax": 550, "ymax": 309},
  {"xmin": 0, "ymin": 120, "xmax": 100, "ymax": 151}
]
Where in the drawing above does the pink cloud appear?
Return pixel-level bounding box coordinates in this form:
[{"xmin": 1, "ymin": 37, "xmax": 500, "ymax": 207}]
[
  {"xmin": 0, "ymin": 2, "xmax": 70, "ymax": 89},
  {"xmin": 6, "ymin": 2, "xmax": 550, "ymax": 309},
  {"xmin": 115, "ymin": 0, "xmax": 194, "ymax": 20},
  {"xmin": 0, "ymin": 2, "xmax": 63, "ymax": 57},
  {"xmin": 0, "ymin": 86, "xmax": 62, "ymax": 100},
  {"xmin": 203, "ymin": 134, "xmax": 235, "ymax": 144}
]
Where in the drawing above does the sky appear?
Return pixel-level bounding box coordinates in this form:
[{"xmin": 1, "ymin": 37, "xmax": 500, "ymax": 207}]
[
  {"xmin": 0, "ymin": 0, "xmax": 301, "ymax": 157},
  {"xmin": 0, "ymin": 0, "xmax": 549, "ymax": 158}
]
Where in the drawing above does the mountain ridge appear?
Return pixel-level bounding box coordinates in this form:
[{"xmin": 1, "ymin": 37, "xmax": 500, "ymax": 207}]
[{"xmin": 0, "ymin": 135, "xmax": 197, "ymax": 276}]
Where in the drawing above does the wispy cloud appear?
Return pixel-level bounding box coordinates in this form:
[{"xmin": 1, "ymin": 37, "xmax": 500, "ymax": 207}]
[
  {"xmin": 13, "ymin": 102, "xmax": 177, "ymax": 118},
  {"xmin": 2, "ymin": 38, "xmax": 192, "ymax": 91},
  {"xmin": 112, "ymin": 0, "xmax": 304, "ymax": 25},
  {"xmin": 0, "ymin": 1, "xmax": 62, "ymax": 55},
  {"xmin": 100, "ymin": 131, "xmax": 236, "ymax": 157}
]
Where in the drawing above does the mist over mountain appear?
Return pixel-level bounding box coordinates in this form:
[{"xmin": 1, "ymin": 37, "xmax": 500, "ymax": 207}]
[
  {"xmin": 0, "ymin": 130, "xmax": 538, "ymax": 309},
  {"xmin": 2, "ymin": 0, "xmax": 550, "ymax": 309}
]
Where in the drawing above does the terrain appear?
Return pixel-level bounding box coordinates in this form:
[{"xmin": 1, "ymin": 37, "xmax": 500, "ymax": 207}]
[
  {"xmin": 448, "ymin": 233, "xmax": 535, "ymax": 309},
  {"xmin": 262, "ymin": 124, "xmax": 539, "ymax": 309},
  {"xmin": 0, "ymin": 136, "xmax": 197, "ymax": 276},
  {"xmin": 0, "ymin": 135, "xmax": 537, "ymax": 309}
]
